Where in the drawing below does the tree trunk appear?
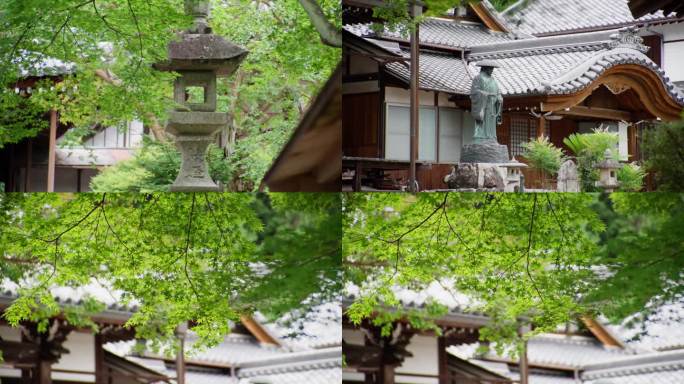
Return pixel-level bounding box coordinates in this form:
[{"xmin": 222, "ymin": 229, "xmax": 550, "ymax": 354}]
[{"xmin": 297, "ymin": 0, "xmax": 342, "ymax": 47}]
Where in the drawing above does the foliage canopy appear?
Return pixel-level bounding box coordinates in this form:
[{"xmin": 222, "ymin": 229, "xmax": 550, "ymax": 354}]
[
  {"xmin": 343, "ymin": 193, "xmax": 683, "ymax": 353},
  {"xmin": 0, "ymin": 192, "xmax": 342, "ymax": 349}
]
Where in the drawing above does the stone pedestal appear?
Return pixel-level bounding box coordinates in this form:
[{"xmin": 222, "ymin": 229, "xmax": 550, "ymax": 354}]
[
  {"xmin": 166, "ymin": 111, "xmax": 227, "ymax": 192},
  {"xmin": 460, "ymin": 140, "xmax": 510, "ymax": 163},
  {"xmin": 444, "ymin": 163, "xmax": 506, "ymax": 191}
]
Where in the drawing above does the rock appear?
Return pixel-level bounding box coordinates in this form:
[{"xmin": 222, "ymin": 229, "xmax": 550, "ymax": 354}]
[
  {"xmin": 482, "ymin": 166, "xmax": 504, "ymax": 189},
  {"xmin": 557, "ymin": 160, "xmax": 580, "ymax": 192},
  {"xmin": 460, "ymin": 141, "xmax": 510, "ymax": 163},
  {"xmin": 444, "ymin": 164, "xmax": 479, "ymax": 189}
]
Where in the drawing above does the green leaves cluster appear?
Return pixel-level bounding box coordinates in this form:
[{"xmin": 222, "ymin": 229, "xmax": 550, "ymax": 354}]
[
  {"xmin": 522, "ymin": 136, "xmax": 566, "ymax": 184},
  {"xmin": 343, "ymin": 192, "xmax": 683, "ymax": 351},
  {"xmin": 642, "ymin": 116, "xmax": 684, "ymax": 191},
  {"xmin": 0, "ymin": 192, "xmax": 342, "ymax": 349}
]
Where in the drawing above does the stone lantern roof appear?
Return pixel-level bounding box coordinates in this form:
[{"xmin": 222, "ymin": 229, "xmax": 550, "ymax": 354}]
[
  {"xmin": 154, "ymin": 33, "xmax": 248, "ymax": 76},
  {"xmin": 595, "ymin": 149, "xmax": 622, "ymax": 170}
]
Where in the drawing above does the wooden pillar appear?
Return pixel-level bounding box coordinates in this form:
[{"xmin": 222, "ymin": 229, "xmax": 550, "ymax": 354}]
[
  {"xmin": 408, "ymin": 2, "xmax": 421, "ymax": 193},
  {"xmin": 437, "ymin": 336, "xmax": 448, "ymax": 384},
  {"xmin": 95, "ymin": 334, "xmax": 105, "ymax": 384},
  {"xmin": 377, "ymin": 364, "xmax": 395, "ymax": 384},
  {"xmin": 537, "ymin": 116, "xmax": 545, "ymax": 139},
  {"xmin": 35, "ymin": 360, "xmax": 51, "ymax": 384},
  {"xmin": 176, "ymin": 323, "xmax": 187, "ymax": 384},
  {"xmin": 47, "ymin": 110, "xmax": 58, "ymax": 192},
  {"xmin": 25, "ymin": 139, "xmax": 33, "ymax": 192},
  {"xmin": 519, "ymin": 324, "xmax": 530, "ymax": 384}
]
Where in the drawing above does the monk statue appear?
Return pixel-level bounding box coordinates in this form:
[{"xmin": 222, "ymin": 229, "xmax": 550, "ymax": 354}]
[
  {"xmin": 459, "ymin": 59, "xmax": 509, "ymax": 164},
  {"xmin": 470, "ymin": 60, "xmax": 503, "ymax": 142}
]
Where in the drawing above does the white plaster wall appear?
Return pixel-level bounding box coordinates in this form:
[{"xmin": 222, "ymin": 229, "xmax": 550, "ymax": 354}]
[
  {"xmin": 618, "ymin": 121, "xmax": 629, "ymax": 161},
  {"xmin": 53, "ymin": 331, "xmax": 96, "ymax": 383},
  {"xmin": 0, "ymin": 325, "xmax": 21, "ymax": 342},
  {"xmin": 649, "ymin": 23, "xmax": 684, "ymax": 83},
  {"xmin": 385, "ymin": 87, "xmax": 439, "ymax": 106},
  {"xmin": 395, "ymin": 335, "xmax": 439, "ymax": 384},
  {"xmin": 663, "ymin": 41, "xmax": 684, "ymax": 83}
]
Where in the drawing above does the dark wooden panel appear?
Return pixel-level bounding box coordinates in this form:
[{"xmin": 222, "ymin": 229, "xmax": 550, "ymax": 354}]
[
  {"xmin": 343, "ymin": 92, "xmax": 380, "ymax": 157},
  {"xmin": 642, "ymin": 34, "xmax": 663, "ymax": 66},
  {"xmin": 549, "ymin": 119, "xmax": 577, "ymax": 156}
]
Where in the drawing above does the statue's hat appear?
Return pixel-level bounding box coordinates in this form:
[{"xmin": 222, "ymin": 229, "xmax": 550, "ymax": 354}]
[{"xmin": 475, "ymin": 60, "xmax": 500, "ymax": 68}]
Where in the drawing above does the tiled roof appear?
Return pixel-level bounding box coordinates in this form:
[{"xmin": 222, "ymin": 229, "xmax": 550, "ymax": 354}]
[
  {"xmin": 238, "ymin": 347, "xmax": 342, "ymax": 384},
  {"xmin": 14, "ymin": 51, "xmax": 75, "ymax": 78},
  {"xmin": 344, "ymin": 17, "xmax": 517, "ymax": 50},
  {"xmin": 0, "ymin": 279, "xmax": 137, "ymax": 314},
  {"xmin": 582, "ymin": 350, "xmax": 684, "ymax": 384},
  {"xmin": 607, "ymin": 301, "xmax": 684, "ymax": 353},
  {"xmin": 259, "ymin": 302, "xmax": 342, "ymax": 351},
  {"xmin": 372, "ymin": 27, "xmax": 684, "ymax": 105},
  {"xmin": 502, "ymin": 0, "xmax": 680, "ymax": 35},
  {"xmin": 105, "ymin": 333, "xmax": 287, "ymax": 367},
  {"xmin": 385, "ymin": 49, "xmax": 472, "ymax": 94},
  {"xmin": 448, "ymin": 333, "xmax": 634, "ymax": 370},
  {"xmin": 345, "ymin": 281, "xmax": 487, "ymax": 321},
  {"xmin": 524, "ymin": 334, "xmax": 634, "ymax": 368}
]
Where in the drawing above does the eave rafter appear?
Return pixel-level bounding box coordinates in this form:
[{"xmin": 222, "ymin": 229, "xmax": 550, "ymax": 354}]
[{"xmin": 542, "ymin": 64, "xmax": 684, "ymax": 121}]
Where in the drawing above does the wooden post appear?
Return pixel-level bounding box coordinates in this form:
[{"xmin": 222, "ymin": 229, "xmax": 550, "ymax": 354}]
[
  {"xmin": 47, "ymin": 110, "xmax": 58, "ymax": 192},
  {"xmin": 537, "ymin": 116, "xmax": 545, "ymax": 139},
  {"xmin": 176, "ymin": 323, "xmax": 187, "ymax": 384},
  {"xmin": 35, "ymin": 360, "xmax": 51, "ymax": 384},
  {"xmin": 25, "ymin": 139, "xmax": 33, "ymax": 192},
  {"xmin": 95, "ymin": 334, "xmax": 105, "ymax": 384},
  {"xmin": 408, "ymin": 2, "xmax": 421, "ymax": 193},
  {"xmin": 519, "ymin": 324, "xmax": 530, "ymax": 384},
  {"xmin": 378, "ymin": 364, "xmax": 395, "ymax": 384}
]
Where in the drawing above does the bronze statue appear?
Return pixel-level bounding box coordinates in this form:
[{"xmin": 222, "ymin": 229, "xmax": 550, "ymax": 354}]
[{"xmin": 470, "ymin": 60, "xmax": 503, "ymax": 143}]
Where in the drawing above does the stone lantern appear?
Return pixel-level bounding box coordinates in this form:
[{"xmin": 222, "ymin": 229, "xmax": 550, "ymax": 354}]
[
  {"xmin": 503, "ymin": 157, "xmax": 528, "ymax": 192},
  {"xmin": 595, "ymin": 149, "xmax": 622, "ymax": 192},
  {"xmin": 155, "ymin": 0, "xmax": 247, "ymax": 191}
]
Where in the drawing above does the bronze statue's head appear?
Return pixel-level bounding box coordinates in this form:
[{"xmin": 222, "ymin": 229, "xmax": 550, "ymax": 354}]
[{"xmin": 475, "ymin": 60, "xmax": 500, "ymax": 76}]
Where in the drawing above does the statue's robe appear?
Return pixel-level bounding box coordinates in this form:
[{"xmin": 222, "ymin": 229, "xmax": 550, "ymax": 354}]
[{"xmin": 470, "ymin": 72, "xmax": 503, "ymax": 143}]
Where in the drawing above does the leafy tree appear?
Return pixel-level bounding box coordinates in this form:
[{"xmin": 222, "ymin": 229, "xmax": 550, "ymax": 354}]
[
  {"xmin": 0, "ymin": 0, "xmax": 340, "ymax": 190},
  {"xmin": 0, "ymin": 192, "xmax": 342, "ymax": 349},
  {"xmin": 563, "ymin": 129, "xmax": 619, "ymax": 192},
  {"xmin": 522, "ymin": 136, "xmax": 565, "ymax": 188},
  {"xmin": 343, "ymin": 192, "xmax": 683, "ymax": 353},
  {"xmin": 642, "ymin": 117, "xmax": 684, "ymax": 191}
]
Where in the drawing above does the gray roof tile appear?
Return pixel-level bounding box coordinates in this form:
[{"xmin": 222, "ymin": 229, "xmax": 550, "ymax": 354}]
[
  {"xmin": 502, "ymin": 0, "xmax": 679, "ymax": 35},
  {"xmin": 344, "ymin": 18, "xmax": 517, "ymax": 50}
]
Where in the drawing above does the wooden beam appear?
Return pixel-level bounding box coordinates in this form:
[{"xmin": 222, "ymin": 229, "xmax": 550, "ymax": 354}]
[
  {"xmin": 47, "ymin": 110, "xmax": 58, "ymax": 193},
  {"xmin": 582, "ymin": 316, "xmax": 625, "ymax": 348},
  {"xmin": 469, "ymin": 3, "xmax": 507, "ymax": 32},
  {"xmin": 556, "ymin": 106, "xmax": 632, "ymax": 121},
  {"xmin": 240, "ymin": 316, "xmax": 280, "ymax": 346}
]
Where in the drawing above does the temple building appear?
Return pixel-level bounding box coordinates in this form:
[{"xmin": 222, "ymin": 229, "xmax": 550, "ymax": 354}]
[
  {"xmin": 0, "ymin": 282, "xmax": 342, "ymax": 384},
  {"xmin": 341, "ymin": 0, "xmax": 684, "ymax": 190},
  {"xmin": 342, "ymin": 283, "xmax": 684, "ymax": 384}
]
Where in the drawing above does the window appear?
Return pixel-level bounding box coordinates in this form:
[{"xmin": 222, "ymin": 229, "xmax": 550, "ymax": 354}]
[
  {"xmin": 385, "ymin": 105, "xmax": 436, "ymax": 162},
  {"xmin": 510, "ymin": 117, "xmax": 537, "ymax": 157}
]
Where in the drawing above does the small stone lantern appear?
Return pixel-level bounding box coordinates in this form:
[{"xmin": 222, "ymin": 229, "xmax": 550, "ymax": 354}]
[
  {"xmin": 155, "ymin": 0, "xmax": 247, "ymax": 191},
  {"xmin": 503, "ymin": 157, "xmax": 528, "ymax": 192},
  {"xmin": 595, "ymin": 149, "xmax": 622, "ymax": 192}
]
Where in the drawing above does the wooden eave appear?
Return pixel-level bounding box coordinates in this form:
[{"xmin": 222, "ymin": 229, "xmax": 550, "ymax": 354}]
[
  {"xmin": 581, "ymin": 316, "xmax": 625, "ymax": 348},
  {"xmin": 469, "ymin": 2, "xmax": 509, "ymax": 33},
  {"xmin": 240, "ymin": 315, "xmax": 281, "ymax": 346}
]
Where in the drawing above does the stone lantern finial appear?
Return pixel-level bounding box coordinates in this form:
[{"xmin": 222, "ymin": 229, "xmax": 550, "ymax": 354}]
[{"xmin": 185, "ymin": 0, "xmax": 211, "ymax": 34}]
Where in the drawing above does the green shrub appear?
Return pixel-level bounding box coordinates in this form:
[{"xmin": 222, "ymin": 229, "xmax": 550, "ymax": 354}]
[
  {"xmin": 522, "ymin": 136, "xmax": 565, "ymax": 176},
  {"xmin": 617, "ymin": 163, "xmax": 645, "ymax": 192},
  {"xmin": 563, "ymin": 128, "xmax": 619, "ymax": 192},
  {"xmin": 90, "ymin": 136, "xmax": 232, "ymax": 192},
  {"xmin": 642, "ymin": 117, "xmax": 684, "ymax": 191}
]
